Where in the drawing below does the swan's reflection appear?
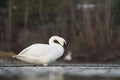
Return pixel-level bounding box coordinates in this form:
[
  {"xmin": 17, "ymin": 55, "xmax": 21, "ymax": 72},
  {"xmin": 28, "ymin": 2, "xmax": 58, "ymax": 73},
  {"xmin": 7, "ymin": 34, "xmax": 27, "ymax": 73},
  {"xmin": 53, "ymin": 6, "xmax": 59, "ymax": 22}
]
[
  {"xmin": 22, "ymin": 67, "xmax": 64, "ymax": 80},
  {"xmin": 49, "ymin": 67, "xmax": 64, "ymax": 80}
]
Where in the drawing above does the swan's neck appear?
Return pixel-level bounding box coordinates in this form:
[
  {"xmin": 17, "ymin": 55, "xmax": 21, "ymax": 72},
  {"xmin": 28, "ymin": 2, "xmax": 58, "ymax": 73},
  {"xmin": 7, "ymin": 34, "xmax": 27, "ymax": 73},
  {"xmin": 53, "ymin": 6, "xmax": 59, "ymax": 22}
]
[{"xmin": 49, "ymin": 37, "xmax": 64, "ymax": 52}]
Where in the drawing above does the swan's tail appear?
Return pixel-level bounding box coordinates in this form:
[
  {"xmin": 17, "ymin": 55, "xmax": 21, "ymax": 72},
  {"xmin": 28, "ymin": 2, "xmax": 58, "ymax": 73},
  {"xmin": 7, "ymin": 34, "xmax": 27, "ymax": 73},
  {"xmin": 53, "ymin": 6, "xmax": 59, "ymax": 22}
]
[
  {"xmin": 12, "ymin": 55, "xmax": 38, "ymax": 64},
  {"xmin": 12, "ymin": 55, "xmax": 17, "ymax": 58},
  {"xmin": 12, "ymin": 55, "xmax": 20, "ymax": 58},
  {"xmin": 12, "ymin": 55, "xmax": 25, "ymax": 60},
  {"xmin": 12, "ymin": 55, "xmax": 24, "ymax": 58}
]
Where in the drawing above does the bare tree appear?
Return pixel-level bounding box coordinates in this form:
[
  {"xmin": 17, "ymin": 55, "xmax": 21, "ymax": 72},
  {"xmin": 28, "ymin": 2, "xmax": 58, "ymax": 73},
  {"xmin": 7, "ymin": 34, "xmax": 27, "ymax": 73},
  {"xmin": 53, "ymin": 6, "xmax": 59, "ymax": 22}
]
[
  {"xmin": 6, "ymin": 0, "xmax": 12, "ymax": 50},
  {"xmin": 23, "ymin": 0, "xmax": 29, "ymax": 43}
]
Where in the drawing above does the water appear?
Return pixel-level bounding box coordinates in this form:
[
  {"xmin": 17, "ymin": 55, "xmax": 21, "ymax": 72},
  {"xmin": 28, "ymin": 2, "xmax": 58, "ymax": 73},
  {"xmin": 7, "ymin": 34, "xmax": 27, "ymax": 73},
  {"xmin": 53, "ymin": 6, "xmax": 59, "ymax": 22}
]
[{"xmin": 0, "ymin": 64, "xmax": 120, "ymax": 80}]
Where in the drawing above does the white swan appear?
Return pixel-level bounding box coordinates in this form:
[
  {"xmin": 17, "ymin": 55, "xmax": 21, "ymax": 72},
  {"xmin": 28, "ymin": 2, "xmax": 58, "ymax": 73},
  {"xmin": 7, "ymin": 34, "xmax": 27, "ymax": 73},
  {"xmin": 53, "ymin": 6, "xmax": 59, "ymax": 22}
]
[{"xmin": 13, "ymin": 36, "xmax": 66, "ymax": 66}]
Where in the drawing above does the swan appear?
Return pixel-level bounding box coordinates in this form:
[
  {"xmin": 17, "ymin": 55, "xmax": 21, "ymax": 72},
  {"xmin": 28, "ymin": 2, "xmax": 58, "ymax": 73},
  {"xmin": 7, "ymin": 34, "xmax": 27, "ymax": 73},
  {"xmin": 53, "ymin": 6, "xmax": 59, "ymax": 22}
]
[{"xmin": 13, "ymin": 36, "xmax": 66, "ymax": 66}]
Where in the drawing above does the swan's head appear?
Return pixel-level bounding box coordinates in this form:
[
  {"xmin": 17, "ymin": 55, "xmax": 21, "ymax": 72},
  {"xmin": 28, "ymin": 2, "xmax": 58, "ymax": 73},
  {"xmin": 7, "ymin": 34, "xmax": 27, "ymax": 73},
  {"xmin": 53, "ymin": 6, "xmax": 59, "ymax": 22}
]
[
  {"xmin": 57, "ymin": 37, "xmax": 66, "ymax": 46},
  {"xmin": 49, "ymin": 36, "xmax": 66, "ymax": 46}
]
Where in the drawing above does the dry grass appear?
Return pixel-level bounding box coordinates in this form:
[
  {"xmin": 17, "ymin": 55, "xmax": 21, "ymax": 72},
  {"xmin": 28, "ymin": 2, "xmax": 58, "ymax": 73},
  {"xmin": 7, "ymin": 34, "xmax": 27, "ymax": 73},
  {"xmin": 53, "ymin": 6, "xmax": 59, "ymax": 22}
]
[{"xmin": 0, "ymin": 51, "xmax": 16, "ymax": 58}]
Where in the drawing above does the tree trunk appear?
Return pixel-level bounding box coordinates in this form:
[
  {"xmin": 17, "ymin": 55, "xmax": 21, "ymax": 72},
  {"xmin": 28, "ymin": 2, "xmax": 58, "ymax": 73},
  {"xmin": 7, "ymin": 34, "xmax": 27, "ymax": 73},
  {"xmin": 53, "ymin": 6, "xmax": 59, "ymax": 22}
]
[{"xmin": 6, "ymin": 0, "xmax": 12, "ymax": 50}]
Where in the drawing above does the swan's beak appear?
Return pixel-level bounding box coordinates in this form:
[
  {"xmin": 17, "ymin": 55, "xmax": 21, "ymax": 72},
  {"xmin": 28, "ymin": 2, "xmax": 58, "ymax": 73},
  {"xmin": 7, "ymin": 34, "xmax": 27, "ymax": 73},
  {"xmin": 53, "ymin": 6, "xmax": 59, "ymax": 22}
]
[
  {"xmin": 63, "ymin": 41, "xmax": 67, "ymax": 49},
  {"xmin": 58, "ymin": 37, "xmax": 66, "ymax": 46}
]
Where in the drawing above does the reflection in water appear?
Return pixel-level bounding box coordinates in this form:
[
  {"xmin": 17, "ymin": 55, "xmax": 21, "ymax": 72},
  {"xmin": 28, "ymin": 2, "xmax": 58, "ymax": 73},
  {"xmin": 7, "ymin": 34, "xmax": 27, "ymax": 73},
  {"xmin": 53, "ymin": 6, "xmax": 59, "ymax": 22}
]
[
  {"xmin": 0, "ymin": 66, "xmax": 120, "ymax": 80},
  {"xmin": 21, "ymin": 67, "xmax": 64, "ymax": 80},
  {"xmin": 0, "ymin": 67, "xmax": 64, "ymax": 80},
  {"xmin": 49, "ymin": 68, "xmax": 63, "ymax": 80}
]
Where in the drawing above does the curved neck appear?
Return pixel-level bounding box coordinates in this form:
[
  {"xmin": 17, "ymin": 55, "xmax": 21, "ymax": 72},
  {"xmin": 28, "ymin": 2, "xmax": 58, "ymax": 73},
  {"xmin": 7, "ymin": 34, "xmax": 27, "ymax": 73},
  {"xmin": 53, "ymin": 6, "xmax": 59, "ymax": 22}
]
[
  {"xmin": 49, "ymin": 37, "xmax": 64, "ymax": 51},
  {"xmin": 49, "ymin": 37, "xmax": 59, "ymax": 46}
]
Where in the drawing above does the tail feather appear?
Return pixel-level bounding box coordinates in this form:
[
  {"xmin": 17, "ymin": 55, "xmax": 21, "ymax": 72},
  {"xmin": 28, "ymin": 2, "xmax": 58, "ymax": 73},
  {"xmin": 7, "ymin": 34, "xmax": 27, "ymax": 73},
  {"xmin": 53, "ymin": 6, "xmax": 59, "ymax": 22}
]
[
  {"xmin": 12, "ymin": 55, "xmax": 17, "ymax": 58},
  {"xmin": 12, "ymin": 55, "xmax": 38, "ymax": 64}
]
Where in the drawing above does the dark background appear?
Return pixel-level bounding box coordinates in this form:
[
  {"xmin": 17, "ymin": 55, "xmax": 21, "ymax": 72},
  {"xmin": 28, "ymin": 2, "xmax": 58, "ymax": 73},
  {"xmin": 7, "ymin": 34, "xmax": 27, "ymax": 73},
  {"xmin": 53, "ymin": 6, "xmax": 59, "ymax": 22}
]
[{"xmin": 0, "ymin": 0, "xmax": 120, "ymax": 63}]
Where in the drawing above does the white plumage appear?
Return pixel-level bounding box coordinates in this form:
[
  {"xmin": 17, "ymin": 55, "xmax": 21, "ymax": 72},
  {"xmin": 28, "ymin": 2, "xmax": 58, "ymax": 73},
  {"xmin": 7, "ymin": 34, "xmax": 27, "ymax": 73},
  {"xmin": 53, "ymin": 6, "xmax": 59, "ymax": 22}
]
[{"xmin": 13, "ymin": 36, "xmax": 66, "ymax": 66}]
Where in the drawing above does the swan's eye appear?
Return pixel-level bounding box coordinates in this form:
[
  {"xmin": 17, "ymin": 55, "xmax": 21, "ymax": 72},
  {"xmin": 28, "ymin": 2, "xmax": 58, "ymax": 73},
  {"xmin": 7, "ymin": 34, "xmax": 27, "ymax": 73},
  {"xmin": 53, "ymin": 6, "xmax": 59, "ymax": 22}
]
[{"xmin": 54, "ymin": 40, "xmax": 60, "ymax": 44}]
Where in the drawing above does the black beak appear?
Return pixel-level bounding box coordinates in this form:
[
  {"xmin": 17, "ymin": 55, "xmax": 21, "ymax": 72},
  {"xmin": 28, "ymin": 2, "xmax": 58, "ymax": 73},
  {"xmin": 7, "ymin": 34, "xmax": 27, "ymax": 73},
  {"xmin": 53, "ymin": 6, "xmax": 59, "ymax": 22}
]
[{"xmin": 64, "ymin": 42, "xmax": 68, "ymax": 50}]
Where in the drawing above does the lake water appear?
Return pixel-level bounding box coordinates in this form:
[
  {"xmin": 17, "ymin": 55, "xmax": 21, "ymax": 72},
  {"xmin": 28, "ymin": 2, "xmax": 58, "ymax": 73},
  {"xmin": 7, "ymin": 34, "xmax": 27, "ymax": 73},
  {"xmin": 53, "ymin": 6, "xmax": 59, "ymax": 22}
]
[{"xmin": 0, "ymin": 64, "xmax": 120, "ymax": 80}]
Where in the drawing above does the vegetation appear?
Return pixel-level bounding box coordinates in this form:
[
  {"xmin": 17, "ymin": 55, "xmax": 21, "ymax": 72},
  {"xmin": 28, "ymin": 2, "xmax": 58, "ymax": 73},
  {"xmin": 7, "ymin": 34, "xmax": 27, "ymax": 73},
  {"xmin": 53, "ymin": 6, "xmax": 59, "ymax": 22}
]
[{"xmin": 0, "ymin": 0, "xmax": 120, "ymax": 62}]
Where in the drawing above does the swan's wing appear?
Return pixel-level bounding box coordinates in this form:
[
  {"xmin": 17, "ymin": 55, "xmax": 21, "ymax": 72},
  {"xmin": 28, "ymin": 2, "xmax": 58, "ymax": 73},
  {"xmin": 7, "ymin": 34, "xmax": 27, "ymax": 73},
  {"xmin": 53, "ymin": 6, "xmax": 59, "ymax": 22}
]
[
  {"xmin": 19, "ymin": 44, "xmax": 35, "ymax": 55},
  {"xmin": 18, "ymin": 44, "xmax": 58, "ymax": 58}
]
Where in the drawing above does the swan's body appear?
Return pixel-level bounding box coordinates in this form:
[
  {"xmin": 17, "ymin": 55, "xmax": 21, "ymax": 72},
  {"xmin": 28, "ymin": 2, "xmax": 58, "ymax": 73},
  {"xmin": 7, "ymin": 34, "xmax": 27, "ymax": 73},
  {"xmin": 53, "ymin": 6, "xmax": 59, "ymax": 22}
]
[{"xmin": 13, "ymin": 36, "xmax": 66, "ymax": 66}]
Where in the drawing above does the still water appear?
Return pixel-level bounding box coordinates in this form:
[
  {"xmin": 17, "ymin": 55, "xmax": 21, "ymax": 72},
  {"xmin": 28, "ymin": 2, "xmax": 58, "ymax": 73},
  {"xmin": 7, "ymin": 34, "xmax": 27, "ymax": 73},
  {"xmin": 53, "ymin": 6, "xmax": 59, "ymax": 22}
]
[{"xmin": 0, "ymin": 64, "xmax": 120, "ymax": 80}]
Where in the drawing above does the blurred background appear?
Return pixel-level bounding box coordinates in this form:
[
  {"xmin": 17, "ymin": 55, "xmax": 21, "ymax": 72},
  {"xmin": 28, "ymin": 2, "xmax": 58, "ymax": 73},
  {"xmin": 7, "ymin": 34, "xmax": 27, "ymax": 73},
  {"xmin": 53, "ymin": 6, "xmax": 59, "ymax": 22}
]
[{"xmin": 0, "ymin": 0, "xmax": 120, "ymax": 63}]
